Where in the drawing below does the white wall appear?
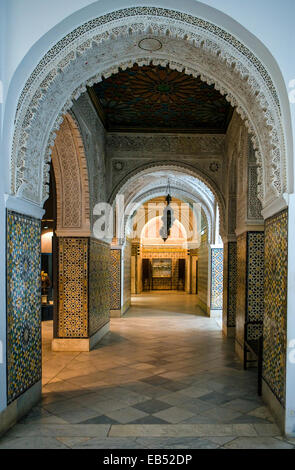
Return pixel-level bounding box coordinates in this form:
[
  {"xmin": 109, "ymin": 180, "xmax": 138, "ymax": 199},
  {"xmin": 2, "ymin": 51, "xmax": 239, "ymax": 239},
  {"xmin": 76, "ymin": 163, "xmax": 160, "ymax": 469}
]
[{"xmin": 1, "ymin": 0, "xmax": 294, "ymax": 148}]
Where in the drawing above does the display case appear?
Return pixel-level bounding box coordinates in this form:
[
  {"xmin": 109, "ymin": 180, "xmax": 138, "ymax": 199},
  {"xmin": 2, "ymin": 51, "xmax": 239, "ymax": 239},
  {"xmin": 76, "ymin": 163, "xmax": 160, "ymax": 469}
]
[
  {"xmin": 152, "ymin": 258, "xmax": 172, "ymax": 289},
  {"xmin": 152, "ymin": 258, "xmax": 172, "ymax": 277}
]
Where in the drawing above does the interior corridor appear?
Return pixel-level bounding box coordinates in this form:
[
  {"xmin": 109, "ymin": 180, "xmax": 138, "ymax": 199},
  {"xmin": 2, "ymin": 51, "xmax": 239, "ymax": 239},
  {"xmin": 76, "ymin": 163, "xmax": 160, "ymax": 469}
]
[{"xmin": 0, "ymin": 293, "xmax": 293, "ymax": 449}]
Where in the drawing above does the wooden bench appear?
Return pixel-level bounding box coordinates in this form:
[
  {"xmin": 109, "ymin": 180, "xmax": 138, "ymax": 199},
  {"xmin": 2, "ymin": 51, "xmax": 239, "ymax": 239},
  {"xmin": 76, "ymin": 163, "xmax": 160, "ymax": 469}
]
[{"xmin": 243, "ymin": 321, "xmax": 263, "ymax": 396}]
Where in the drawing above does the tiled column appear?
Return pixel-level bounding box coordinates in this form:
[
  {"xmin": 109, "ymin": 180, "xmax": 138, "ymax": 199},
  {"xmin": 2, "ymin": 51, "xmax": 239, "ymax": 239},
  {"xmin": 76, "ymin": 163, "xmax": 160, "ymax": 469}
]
[
  {"xmin": 222, "ymin": 241, "xmax": 237, "ymax": 338},
  {"xmin": 110, "ymin": 248, "xmax": 121, "ymax": 317},
  {"xmin": 122, "ymin": 240, "xmax": 131, "ymax": 314},
  {"xmin": 263, "ymin": 210, "xmax": 288, "ymax": 431},
  {"xmin": 52, "ymin": 237, "xmax": 110, "ymax": 351},
  {"xmin": 3, "ymin": 204, "xmax": 45, "ymax": 437},
  {"xmin": 6, "ymin": 210, "xmax": 42, "ymax": 405},
  {"xmin": 132, "ymin": 242, "xmax": 142, "ymax": 294},
  {"xmin": 210, "ymin": 247, "xmax": 224, "ymax": 318},
  {"xmin": 235, "ymin": 231, "xmax": 264, "ymax": 361},
  {"xmin": 196, "ymin": 235, "xmax": 210, "ymax": 314},
  {"xmin": 110, "ymin": 242, "xmax": 131, "ymax": 317}
]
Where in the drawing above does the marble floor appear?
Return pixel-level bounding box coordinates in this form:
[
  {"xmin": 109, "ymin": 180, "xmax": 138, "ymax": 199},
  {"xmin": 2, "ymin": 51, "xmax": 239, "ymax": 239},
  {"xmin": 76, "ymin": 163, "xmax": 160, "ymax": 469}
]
[{"xmin": 0, "ymin": 292, "xmax": 294, "ymax": 449}]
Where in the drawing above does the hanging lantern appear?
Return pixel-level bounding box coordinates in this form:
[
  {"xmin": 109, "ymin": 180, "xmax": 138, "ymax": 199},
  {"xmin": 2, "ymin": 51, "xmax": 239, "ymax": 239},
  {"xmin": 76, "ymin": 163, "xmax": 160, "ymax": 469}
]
[{"xmin": 160, "ymin": 179, "xmax": 175, "ymax": 242}]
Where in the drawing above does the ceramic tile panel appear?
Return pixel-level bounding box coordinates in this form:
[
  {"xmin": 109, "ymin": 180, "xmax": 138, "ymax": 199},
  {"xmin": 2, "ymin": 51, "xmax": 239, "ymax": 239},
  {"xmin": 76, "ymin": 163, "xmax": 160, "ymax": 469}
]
[
  {"xmin": 223, "ymin": 242, "xmax": 237, "ymax": 329},
  {"xmin": 89, "ymin": 238, "xmax": 110, "ymax": 336},
  {"xmin": 228, "ymin": 242, "xmax": 237, "ymax": 327},
  {"xmin": 263, "ymin": 210, "xmax": 288, "ymax": 406},
  {"xmin": 247, "ymin": 232, "xmax": 264, "ymax": 332},
  {"xmin": 123, "ymin": 240, "xmax": 131, "ymax": 307},
  {"xmin": 6, "ymin": 211, "xmax": 41, "ymax": 404},
  {"xmin": 210, "ymin": 248, "xmax": 223, "ymax": 310},
  {"xmin": 57, "ymin": 237, "xmax": 88, "ymax": 338},
  {"xmin": 110, "ymin": 249, "xmax": 121, "ymax": 310},
  {"xmin": 236, "ymin": 233, "xmax": 247, "ymax": 348}
]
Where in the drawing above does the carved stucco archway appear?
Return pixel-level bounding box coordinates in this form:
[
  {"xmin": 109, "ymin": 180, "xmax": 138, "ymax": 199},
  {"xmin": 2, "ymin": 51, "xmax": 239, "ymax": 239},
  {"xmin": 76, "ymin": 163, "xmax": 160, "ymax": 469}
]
[
  {"xmin": 109, "ymin": 162, "xmax": 222, "ymax": 241},
  {"xmin": 51, "ymin": 113, "xmax": 90, "ymax": 236},
  {"xmin": 11, "ymin": 7, "xmax": 289, "ymax": 215}
]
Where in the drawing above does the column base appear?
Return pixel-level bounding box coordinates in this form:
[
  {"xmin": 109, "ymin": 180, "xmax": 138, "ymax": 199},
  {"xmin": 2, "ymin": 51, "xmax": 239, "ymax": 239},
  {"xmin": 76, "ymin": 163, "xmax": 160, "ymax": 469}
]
[
  {"xmin": 110, "ymin": 300, "xmax": 131, "ymax": 318},
  {"xmin": 197, "ymin": 298, "xmax": 210, "ymax": 315},
  {"xmin": 235, "ymin": 338, "xmax": 244, "ymax": 362},
  {"xmin": 0, "ymin": 381, "xmax": 41, "ymax": 437},
  {"xmin": 52, "ymin": 322, "xmax": 110, "ymax": 351},
  {"xmin": 222, "ymin": 324, "xmax": 236, "ymax": 338},
  {"xmin": 262, "ymin": 379, "xmax": 285, "ymax": 434}
]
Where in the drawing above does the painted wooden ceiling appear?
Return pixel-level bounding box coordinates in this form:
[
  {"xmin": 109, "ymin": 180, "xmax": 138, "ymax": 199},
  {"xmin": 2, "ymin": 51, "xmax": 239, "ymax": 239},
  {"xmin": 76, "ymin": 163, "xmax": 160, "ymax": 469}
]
[{"xmin": 89, "ymin": 64, "xmax": 233, "ymax": 133}]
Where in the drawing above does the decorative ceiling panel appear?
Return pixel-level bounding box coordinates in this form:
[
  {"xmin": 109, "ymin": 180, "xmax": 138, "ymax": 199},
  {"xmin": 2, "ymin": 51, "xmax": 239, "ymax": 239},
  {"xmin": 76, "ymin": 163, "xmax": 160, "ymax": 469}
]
[{"xmin": 89, "ymin": 64, "xmax": 233, "ymax": 133}]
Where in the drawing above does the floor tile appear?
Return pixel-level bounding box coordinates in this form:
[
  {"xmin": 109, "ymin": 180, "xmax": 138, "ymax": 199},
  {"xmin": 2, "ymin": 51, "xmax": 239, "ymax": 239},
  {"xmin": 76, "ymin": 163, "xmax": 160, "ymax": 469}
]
[
  {"xmin": 79, "ymin": 415, "xmax": 119, "ymax": 425},
  {"xmin": 133, "ymin": 399, "xmax": 172, "ymax": 414},
  {"xmin": 153, "ymin": 406, "xmax": 195, "ymax": 424},
  {"xmin": 1, "ymin": 293, "xmax": 289, "ymax": 449},
  {"xmin": 199, "ymin": 391, "xmax": 233, "ymax": 406},
  {"xmin": 105, "ymin": 407, "xmax": 148, "ymax": 424},
  {"xmin": 131, "ymin": 415, "xmax": 170, "ymax": 424}
]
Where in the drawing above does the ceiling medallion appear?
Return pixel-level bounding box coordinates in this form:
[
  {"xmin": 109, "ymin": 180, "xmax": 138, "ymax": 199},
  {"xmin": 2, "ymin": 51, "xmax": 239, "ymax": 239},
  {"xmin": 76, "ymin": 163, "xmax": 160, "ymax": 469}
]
[{"xmin": 138, "ymin": 38, "xmax": 162, "ymax": 51}]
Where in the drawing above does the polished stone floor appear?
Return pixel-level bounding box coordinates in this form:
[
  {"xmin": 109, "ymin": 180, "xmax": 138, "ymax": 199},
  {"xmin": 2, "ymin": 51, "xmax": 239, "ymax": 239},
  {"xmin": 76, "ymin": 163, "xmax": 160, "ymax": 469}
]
[{"xmin": 1, "ymin": 292, "xmax": 294, "ymax": 449}]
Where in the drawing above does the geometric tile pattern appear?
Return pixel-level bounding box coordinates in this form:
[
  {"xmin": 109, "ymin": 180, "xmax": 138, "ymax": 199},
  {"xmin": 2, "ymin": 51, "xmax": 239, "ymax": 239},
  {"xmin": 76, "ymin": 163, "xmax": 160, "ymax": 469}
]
[
  {"xmin": 197, "ymin": 234, "xmax": 209, "ymax": 312},
  {"xmin": 236, "ymin": 233, "xmax": 247, "ymax": 348},
  {"xmin": 210, "ymin": 248, "xmax": 223, "ymax": 310},
  {"xmin": 227, "ymin": 242, "xmax": 237, "ymax": 327},
  {"xmin": 57, "ymin": 237, "xmax": 88, "ymax": 338},
  {"xmin": 263, "ymin": 210, "xmax": 288, "ymax": 406},
  {"xmin": 89, "ymin": 239, "xmax": 110, "ymax": 336},
  {"xmin": 123, "ymin": 241, "xmax": 131, "ymax": 307},
  {"xmin": 236, "ymin": 232, "xmax": 264, "ymax": 346},
  {"xmin": 110, "ymin": 249, "xmax": 121, "ymax": 310},
  {"xmin": 247, "ymin": 232, "xmax": 264, "ymax": 338},
  {"xmin": 6, "ymin": 210, "xmax": 41, "ymax": 404}
]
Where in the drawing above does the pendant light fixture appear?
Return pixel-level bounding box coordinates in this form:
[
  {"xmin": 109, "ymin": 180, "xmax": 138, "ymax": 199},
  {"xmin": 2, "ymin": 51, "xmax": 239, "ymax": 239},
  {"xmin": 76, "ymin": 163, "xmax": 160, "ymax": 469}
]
[{"xmin": 160, "ymin": 179, "xmax": 175, "ymax": 242}]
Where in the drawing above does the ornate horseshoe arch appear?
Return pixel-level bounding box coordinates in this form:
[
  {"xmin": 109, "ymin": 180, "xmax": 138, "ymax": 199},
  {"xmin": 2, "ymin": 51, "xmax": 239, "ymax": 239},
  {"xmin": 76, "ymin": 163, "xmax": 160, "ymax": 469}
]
[
  {"xmin": 109, "ymin": 161, "xmax": 225, "ymax": 235},
  {"xmin": 11, "ymin": 7, "xmax": 287, "ymax": 212},
  {"xmin": 123, "ymin": 187, "xmax": 214, "ymax": 245},
  {"xmin": 108, "ymin": 162, "xmax": 220, "ymax": 241}
]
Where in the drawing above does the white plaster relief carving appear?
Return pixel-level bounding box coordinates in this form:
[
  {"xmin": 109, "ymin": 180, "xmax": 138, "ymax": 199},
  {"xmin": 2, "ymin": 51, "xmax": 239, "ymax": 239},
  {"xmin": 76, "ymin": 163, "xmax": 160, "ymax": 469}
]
[
  {"xmin": 51, "ymin": 113, "xmax": 90, "ymax": 234},
  {"xmin": 11, "ymin": 8, "xmax": 286, "ymax": 211}
]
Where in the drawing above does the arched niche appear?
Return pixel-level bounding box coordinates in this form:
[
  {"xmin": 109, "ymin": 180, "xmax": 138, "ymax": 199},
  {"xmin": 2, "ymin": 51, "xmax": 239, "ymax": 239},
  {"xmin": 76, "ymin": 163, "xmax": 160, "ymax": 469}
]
[{"xmin": 51, "ymin": 113, "xmax": 90, "ymax": 236}]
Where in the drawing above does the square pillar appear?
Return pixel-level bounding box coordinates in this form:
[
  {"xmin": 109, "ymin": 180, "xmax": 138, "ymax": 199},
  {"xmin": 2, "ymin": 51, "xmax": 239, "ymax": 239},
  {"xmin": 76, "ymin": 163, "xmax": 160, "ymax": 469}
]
[
  {"xmin": 210, "ymin": 246, "xmax": 224, "ymax": 319},
  {"xmin": 2, "ymin": 207, "xmax": 43, "ymax": 436},
  {"xmin": 263, "ymin": 209, "xmax": 288, "ymax": 432},
  {"xmin": 235, "ymin": 231, "xmax": 264, "ymax": 361},
  {"xmin": 52, "ymin": 237, "xmax": 110, "ymax": 351},
  {"xmin": 6, "ymin": 210, "xmax": 42, "ymax": 404},
  {"xmin": 222, "ymin": 241, "xmax": 237, "ymax": 337},
  {"xmin": 110, "ymin": 242, "xmax": 131, "ymax": 317}
]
